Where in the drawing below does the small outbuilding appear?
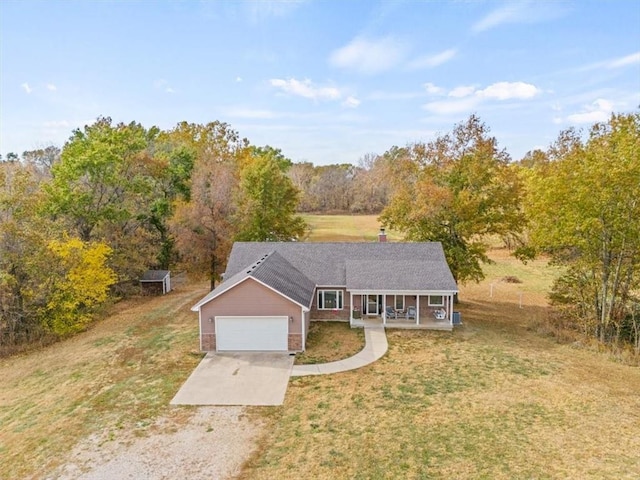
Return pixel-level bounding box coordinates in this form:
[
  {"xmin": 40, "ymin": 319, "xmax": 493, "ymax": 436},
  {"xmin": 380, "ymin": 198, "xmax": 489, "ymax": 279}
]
[{"xmin": 140, "ymin": 270, "xmax": 171, "ymax": 295}]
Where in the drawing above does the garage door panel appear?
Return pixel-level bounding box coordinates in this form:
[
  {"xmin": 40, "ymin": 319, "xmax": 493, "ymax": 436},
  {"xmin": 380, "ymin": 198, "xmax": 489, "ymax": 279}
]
[{"xmin": 216, "ymin": 316, "xmax": 288, "ymax": 351}]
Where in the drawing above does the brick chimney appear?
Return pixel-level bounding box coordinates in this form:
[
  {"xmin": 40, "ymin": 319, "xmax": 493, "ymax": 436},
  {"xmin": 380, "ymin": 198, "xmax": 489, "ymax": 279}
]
[{"xmin": 378, "ymin": 228, "xmax": 387, "ymax": 242}]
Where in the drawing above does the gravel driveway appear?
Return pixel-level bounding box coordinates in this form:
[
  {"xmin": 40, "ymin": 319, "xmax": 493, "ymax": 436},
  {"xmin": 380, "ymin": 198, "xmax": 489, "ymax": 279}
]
[{"xmin": 49, "ymin": 406, "xmax": 262, "ymax": 480}]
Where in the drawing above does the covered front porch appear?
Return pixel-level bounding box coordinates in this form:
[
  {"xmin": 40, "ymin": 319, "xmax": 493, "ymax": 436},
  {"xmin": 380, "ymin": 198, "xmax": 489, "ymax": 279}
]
[{"xmin": 348, "ymin": 291, "xmax": 456, "ymax": 331}]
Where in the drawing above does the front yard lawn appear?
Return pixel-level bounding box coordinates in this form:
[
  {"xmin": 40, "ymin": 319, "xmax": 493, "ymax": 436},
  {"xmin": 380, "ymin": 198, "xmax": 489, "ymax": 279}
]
[
  {"xmin": 295, "ymin": 322, "xmax": 365, "ymax": 365},
  {"xmin": 244, "ymin": 321, "xmax": 640, "ymax": 479}
]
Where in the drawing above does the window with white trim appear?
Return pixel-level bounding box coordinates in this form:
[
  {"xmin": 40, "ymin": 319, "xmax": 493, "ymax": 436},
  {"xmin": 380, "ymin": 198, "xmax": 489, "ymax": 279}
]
[
  {"xmin": 394, "ymin": 295, "xmax": 405, "ymax": 310},
  {"xmin": 428, "ymin": 295, "xmax": 444, "ymax": 306},
  {"xmin": 317, "ymin": 289, "xmax": 344, "ymax": 310}
]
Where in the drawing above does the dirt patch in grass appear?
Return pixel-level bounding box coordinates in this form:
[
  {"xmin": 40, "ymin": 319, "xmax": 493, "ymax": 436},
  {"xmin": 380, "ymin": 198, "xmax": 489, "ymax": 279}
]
[
  {"xmin": 53, "ymin": 406, "xmax": 261, "ymax": 480},
  {"xmin": 501, "ymin": 275, "xmax": 522, "ymax": 283},
  {"xmin": 295, "ymin": 322, "xmax": 365, "ymax": 365}
]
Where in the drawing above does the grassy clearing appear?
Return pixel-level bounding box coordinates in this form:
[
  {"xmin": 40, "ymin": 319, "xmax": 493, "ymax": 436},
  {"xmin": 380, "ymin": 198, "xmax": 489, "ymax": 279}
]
[
  {"xmin": 240, "ymin": 215, "xmax": 640, "ymax": 479},
  {"xmin": 294, "ymin": 322, "xmax": 365, "ymax": 365},
  {"xmin": 5, "ymin": 214, "xmax": 640, "ymax": 479},
  {"xmin": 244, "ymin": 319, "xmax": 640, "ymax": 479},
  {"xmin": 302, "ymin": 214, "xmax": 402, "ymax": 242},
  {"xmin": 0, "ymin": 283, "xmax": 209, "ymax": 479}
]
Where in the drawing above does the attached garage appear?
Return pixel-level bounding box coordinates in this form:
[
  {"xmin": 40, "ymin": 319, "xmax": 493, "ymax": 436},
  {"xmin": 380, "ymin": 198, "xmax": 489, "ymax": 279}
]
[
  {"xmin": 215, "ymin": 316, "xmax": 289, "ymax": 352},
  {"xmin": 192, "ymin": 251, "xmax": 316, "ymax": 353}
]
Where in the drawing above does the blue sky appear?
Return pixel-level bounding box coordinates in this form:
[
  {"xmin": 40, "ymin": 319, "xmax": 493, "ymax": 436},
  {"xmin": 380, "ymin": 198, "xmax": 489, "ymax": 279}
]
[{"xmin": 1, "ymin": 0, "xmax": 639, "ymax": 165}]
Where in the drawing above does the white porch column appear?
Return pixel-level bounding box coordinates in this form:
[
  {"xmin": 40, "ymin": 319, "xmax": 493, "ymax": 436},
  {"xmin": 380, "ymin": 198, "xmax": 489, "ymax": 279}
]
[
  {"xmin": 301, "ymin": 307, "xmax": 306, "ymax": 351},
  {"xmin": 382, "ymin": 294, "xmax": 387, "ymax": 325},
  {"xmin": 416, "ymin": 294, "xmax": 420, "ymax": 325},
  {"xmin": 350, "ymin": 292, "xmax": 353, "ymax": 326},
  {"xmin": 449, "ymin": 294, "xmax": 454, "ymax": 325}
]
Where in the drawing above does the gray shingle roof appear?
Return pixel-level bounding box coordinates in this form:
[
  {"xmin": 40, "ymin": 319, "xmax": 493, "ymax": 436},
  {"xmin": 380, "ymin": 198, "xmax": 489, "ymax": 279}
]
[
  {"xmin": 191, "ymin": 251, "xmax": 316, "ymax": 310},
  {"xmin": 225, "ymin": 242, "xmax": 453, "ymax": 287},
  {"xmin": 345, "ymin": 260, "xmax": 457, "ymax": 291},
  {"xmin": 140, "ymin": 270, "xmax": 170, "ymax": 282},
  {"xmin": 192, "ymin": 242, "xmax": 458, "ymax": 311},
  {"xmin": 250, "ymin": 251, "xmax": 316, "ymax": 307}
]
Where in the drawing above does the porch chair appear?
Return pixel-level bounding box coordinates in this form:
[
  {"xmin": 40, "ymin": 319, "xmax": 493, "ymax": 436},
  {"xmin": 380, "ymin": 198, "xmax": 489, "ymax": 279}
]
[
  {"xmin": 434, "ymin": 308, "xmax": 446, "ymax": 320},
  {"xmin": 385, "ymin": 306, "xmax": 397, "ymax": 320},
  {"xmin": 405, "ymin": 306, "xmax": 417, "ymax": 320}
]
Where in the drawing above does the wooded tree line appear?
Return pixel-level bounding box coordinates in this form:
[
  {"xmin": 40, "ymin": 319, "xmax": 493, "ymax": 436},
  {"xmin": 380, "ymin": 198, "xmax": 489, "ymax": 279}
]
[
  {"xmin": 1, "ymin": 112, "xmax": 638, "ymax": 357},
  {"xmin": 289, "ymin": 154, "xmax": 393, "ymax": 213},
  {"xmin": 0, "ymin": 118, "xmax": 305, "ymax": 352},
  {"xmin": 521, "ymin": 113, "xmax": 640, "ymax": 353}
]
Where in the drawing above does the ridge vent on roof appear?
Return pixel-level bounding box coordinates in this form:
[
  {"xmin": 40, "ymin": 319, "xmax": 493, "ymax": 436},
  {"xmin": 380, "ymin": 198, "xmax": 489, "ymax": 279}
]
[{"xmin": 245, "ymin": 251, "xmax": 274, "ymax": 275}]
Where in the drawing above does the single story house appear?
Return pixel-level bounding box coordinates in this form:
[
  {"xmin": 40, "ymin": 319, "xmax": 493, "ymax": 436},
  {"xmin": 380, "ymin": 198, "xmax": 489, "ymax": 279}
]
[{"xmin": 191, "ymin": 237, "xmax": 458, "ymax": 353}]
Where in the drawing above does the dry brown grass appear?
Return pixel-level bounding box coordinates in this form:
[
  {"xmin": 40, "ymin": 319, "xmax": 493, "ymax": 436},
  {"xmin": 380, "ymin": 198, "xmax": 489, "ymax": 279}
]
[
  {"xmin": 294, "ymin": 322, "xmax": 365, "ymax": 365},
  {"xmin": 6, "ymin": 215, "xmax": 640, "ymax": 479},
  {"xmin": 240, "ymin": 236, "xmax": 640, "ymax": 479},
  {"xmin": 0, "ymin": 282, "xmax": 209, "ymax": 479},
  {"xmin": 301, "ymin": 214, "xmax": 402, "ymax": 242}
]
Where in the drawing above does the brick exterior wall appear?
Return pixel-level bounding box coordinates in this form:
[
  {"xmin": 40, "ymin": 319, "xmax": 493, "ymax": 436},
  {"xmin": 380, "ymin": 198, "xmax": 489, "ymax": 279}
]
[
  {"xmin": 310, "ymin": 308, "xmax": 350, "ymax": 321},
  {"xmin": 201, "ymin": 333, "xmax": 216, "ymax": 351},
  {"xmin": 288, "ymin": 333, "xmax": 303, "ymax": 351}
]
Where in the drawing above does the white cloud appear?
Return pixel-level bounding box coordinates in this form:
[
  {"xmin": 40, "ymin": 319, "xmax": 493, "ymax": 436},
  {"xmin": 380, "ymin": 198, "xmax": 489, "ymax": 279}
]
[
  {"xmin": 577, "ymin": 51, "xmax": 640, "ymax": 72},
  {"xmin": 329, "ymin": 36, "xmax": 407, "ymax": 74},
  {"xmin": 270, "ymin": 78, "xmax": 341, "ymax": 101},
  {"xmin": 46, "ymin": 83, "xmax": 57, "ymax": 92},
  {"xmin": 342, "ymin": 96, "xmax": 361, "ymax": 108},
  {"xmin": 448, "ymin": 85, "xmax": 476, "ymax": 98},
  {"xmin": 236, "ymin": 76, "xmax": 243, "ymax": 82},
  {"xmin": 21, "ymin": 83, "xmax": 32, "ymax": 94},
  {"xmin": 423, "ymin": 97, "xmax": 480, "ymax": 115},
  {"xmin": 477, "ymin": 81, "xmax": 540, "ymax": 100},
  {"xmin": 245, "ymin": 0, "xmax": 306, "ymax": 24},
  {"xmin": 423, "ymin": 83, "xmax": 445, "ymax": 95},
  {"xmin": 606, "ymin": 51, "xmax": 640, "ymax": 68},
  {"xmin": 423, "ymin": 81, "xmax": 541, "ymax": 114},
  {"xmin": 566, "ymin": 99, "xmax": 614, "ymax": 124},
  {"xmin": 473, "ymin": 4, "xmax": 524, "ymax": 32},
  {"xmin": 472, "ymin": 1, "xmax": 567, "ymax": 33},
  {"xmin": 408, "ymin": 48, "xmax": 457, "ymax": 69}
]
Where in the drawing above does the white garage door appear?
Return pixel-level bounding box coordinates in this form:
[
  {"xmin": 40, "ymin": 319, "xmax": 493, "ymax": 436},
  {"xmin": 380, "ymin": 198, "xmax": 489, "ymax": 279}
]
[{"xmin": 215, "ymin": 316, "xmax": 289, "ymax": 351}]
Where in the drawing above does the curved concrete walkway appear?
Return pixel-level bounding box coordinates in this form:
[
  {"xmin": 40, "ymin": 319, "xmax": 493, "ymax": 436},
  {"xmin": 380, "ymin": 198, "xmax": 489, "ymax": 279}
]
[{"xmin": 291, "ymin": 325, "xmax": 388, "ymax": 377}]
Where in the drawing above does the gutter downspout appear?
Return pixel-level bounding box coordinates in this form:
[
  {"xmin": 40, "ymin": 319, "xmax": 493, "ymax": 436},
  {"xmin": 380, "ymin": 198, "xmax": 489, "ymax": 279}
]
[{"xmin": 301, "ymin": 306, "xmax": 306, "ymax": 352}]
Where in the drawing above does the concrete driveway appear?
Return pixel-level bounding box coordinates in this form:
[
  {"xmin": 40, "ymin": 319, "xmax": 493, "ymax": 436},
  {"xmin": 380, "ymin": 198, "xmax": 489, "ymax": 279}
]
[{"xmin": 170, "ymin": 352, "xmax": 294, "ymax": 406}]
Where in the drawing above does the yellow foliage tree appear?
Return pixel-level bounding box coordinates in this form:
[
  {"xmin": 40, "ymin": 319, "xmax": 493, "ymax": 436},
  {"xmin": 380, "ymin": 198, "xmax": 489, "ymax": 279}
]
[{"xmin": 42, "ymin": 238, "xmax": 116, "ymax": 336}]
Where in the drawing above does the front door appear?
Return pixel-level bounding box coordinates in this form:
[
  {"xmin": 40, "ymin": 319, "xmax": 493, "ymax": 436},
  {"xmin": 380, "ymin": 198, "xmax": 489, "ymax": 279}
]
[{"xmin": 363, "ymin": 294, "xmax": 381, "ymax": 315}]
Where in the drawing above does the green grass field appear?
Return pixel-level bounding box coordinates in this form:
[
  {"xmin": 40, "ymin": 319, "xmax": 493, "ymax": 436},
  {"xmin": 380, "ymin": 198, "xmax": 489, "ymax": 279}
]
[
  {"xmin": 2, "ymin": 214, "xmax": 639, "ymax": 479},
  {"xmin": 301, "ymin": 214, "xmax": 402, "ymax": 242}
]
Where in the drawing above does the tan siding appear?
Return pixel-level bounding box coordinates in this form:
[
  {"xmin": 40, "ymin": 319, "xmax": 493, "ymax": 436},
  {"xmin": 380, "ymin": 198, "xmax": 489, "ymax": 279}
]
[
  {"xmin": 199, "ymin": 278, "xmax": 302, "ymax": 336},
  {"xmin": 304, "ymin": 310, "xmax": 310, "ymax": 335}
]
